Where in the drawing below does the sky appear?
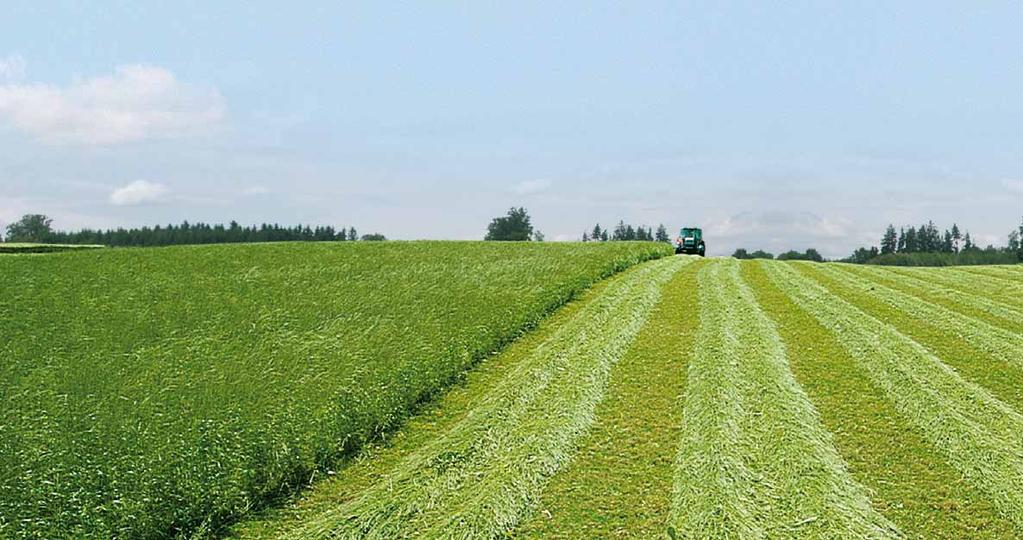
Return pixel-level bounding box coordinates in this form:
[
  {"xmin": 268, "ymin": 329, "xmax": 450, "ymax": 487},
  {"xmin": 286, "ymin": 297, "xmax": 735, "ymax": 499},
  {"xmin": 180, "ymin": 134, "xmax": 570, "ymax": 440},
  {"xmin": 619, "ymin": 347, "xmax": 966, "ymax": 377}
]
[{"xmin": 1, "ymin": 1, "xmax": 1022, "ymax": 257}]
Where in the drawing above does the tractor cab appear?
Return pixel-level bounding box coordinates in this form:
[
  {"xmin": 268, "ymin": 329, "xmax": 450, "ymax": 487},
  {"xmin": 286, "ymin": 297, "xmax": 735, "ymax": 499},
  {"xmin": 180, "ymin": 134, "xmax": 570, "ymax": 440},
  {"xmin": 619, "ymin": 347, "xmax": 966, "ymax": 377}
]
[{"xmin": 675, "ymin": 227, "xmax": 706, "ymax": 256}]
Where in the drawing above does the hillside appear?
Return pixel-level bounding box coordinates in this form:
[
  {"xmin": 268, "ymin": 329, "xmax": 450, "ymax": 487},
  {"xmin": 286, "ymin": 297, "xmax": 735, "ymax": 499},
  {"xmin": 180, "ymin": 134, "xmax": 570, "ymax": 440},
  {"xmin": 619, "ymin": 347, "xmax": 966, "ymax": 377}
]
[{"xmin": 0, "ymin": 241, "xmax": 670, "ymax": 538}]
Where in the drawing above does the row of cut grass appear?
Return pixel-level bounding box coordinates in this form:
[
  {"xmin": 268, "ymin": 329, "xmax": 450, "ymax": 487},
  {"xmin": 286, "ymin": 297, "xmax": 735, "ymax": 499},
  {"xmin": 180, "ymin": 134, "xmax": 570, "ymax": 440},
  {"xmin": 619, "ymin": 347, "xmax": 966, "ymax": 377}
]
[
  {"xmin": 0, "ymin": 241, "xmax": 671, "ymax": 539},
  {"xmin": 744, "ymin": 261, "xmax": 1017, "ymax": 538},
  {"xmin": 668, "ymin": 259, "xmax": 895, "ymax": 538},
  {"xmin": 763, "ymin": 261, "xmax": 1023, "ymax": 528},
  {"xmin": 796, "ymin": 264, "xmax": 1023, "ymax": 411},
  {"xmin": 843, "ymin": 264, "xmax": 1023, "ymax": 331},
  {"xmin": 232, "ymin": 265, "xmax": 626, "ymax": 538},
  {"xmin": 813, "ymin": 263, "xmax": 1023, "ymax": 371},
  {"xmin": 276, "ymin": 256, "xmax": 689, "ymax": 538},
  {"xmin": 877, "ymin": 266, "xmax": 1023, "ymax": 311},
  {"xmin": 514, "ymin": 258, "xmax": 706, "ymax": 538}
]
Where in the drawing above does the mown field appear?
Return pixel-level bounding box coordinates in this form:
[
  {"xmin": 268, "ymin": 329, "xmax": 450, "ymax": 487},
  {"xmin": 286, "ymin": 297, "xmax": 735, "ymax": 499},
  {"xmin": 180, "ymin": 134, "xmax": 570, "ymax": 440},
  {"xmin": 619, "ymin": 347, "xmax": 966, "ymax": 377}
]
[
  {"xmin": 3, "ymin": 244, "xmax": 1022, "ymax": 539},
  {"xmin": 232, "ymin": 257, "xmax": 1023, "ymax": 539},
  {"xmin": 0, "ymin": 241, "xmax": 670, "ymax": 538}
]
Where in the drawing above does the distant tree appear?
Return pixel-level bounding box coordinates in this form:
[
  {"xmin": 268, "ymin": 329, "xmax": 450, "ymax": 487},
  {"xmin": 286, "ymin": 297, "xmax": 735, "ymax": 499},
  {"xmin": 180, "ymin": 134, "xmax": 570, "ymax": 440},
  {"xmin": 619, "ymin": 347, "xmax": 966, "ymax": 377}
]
[
  {"xmin": 748, "ymin": 250, "xmax": 774, "ymax": 259},
  {"xmin": 600, "ymin": 229, "xmax": 608, "ymax": 241},
  {"xmin": 896, "ymin": 228, "xmax": 906, "ymax": 253},
  {"xmin": 591, "ymin": 224, "xmax": 603, "ymax": 241},
  {"xmin": 582, "ymin": 231, "xmax": 590, "ymax": 242},
  {"xmin": 5, "ymin": 214, "xmax": 54, "ymax": 243},
  {"xmin": 360, "ymin": 233, "xmax": 386, "ymax": 241},
  {"xmin": 942, "ymin": 230, "xmax": 953, "ymax": 253},
  {"xmin": 348, "ymin": 227, "xmax": 358, "ymax": 241},
  {"xmin": 963, "ymin": 232, "xmax": 974, "ymax": 251},
  {"xmin": 655, "ymin": 224, "xmax": 669, "ymax": 243},
  {"xmin": 484, "ymin": 207, "xmax": 533, "ymax": 241},
  {"xmin": 533, "ymin": 230, "xmax": 545, "ymax": 242},
  {"xmin": 846, "ymin": 246, "xmax": 880, "ymax": 264},
  {"xmin": 732, "ymin": 248, "xmax": 750, "ymax": 259},
  {"xmin": 337, "ymin": 228, "xmax": 347, "ymax": 241},
  {"xmin": 951, "ymin": 223, "xmax": 961, "ymax": 253},
  {"xmin": 1007, "ymin": 229, "xmax": 1020, "ymax": 253},
  {"xmin": 776, "ymin": 248, "xmax": 824, "ymax": 262},
  {"xmin": 880, "ymin": 225, "xmax": 898, "ymax": 255},
  {"xmin": 624, "ymin": 225, "xmax": 636, "ymax": 241},
  {"xmin": 904, "ymin": 226, "xmax": 918, "ymax": 253}
]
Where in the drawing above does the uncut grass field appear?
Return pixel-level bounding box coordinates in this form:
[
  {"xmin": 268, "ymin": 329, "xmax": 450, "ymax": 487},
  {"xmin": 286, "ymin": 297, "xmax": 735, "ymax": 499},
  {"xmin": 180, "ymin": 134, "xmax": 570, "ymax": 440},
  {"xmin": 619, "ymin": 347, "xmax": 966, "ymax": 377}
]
[
  {"xmin": 0, "ymin": 241, "xmax": 669, "ymax": 538},
  {"xmin": 3, "ymin": 244, "xmax": 1023, "ymax": 539}
]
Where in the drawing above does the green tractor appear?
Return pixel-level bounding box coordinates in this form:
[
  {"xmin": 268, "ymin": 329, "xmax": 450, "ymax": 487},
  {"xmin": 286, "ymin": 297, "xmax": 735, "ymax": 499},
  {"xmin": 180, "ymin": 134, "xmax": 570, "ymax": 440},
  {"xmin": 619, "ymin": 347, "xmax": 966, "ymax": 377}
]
[{"xmin": 675, "ymin": 227, "xmax": 706, "ymax": 256}]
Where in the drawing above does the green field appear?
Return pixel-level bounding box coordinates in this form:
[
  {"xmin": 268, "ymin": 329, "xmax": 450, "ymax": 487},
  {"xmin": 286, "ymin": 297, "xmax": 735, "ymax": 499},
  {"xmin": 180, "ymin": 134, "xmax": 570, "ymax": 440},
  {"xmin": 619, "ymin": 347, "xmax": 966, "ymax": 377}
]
[
  {"xmin": 0, "ymin": 241, "xmax": 670, "ymax": 538},
  {"xmin": 0, "ymin": 243, "xmax": 105, "ymax": 253},
  {"xmin": 3, "ymin": 244, "xmax": 1022, "ymax": 538}
]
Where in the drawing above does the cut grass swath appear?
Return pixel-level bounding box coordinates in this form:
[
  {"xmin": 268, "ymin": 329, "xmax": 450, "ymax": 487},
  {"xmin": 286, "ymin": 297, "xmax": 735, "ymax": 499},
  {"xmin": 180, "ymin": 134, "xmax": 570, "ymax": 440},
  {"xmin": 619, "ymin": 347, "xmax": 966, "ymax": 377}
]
[
  {"xmin": 763, "ymin": 261, "xmax": 1023, "ymax": 529},
  {"xmin": 796, "ymin": 263, "xmax": 1023, "ymax": 413},
  {"xmin": 743, "ymin": 262, "xmax": 1017, "ymax": 538},
  {"xmin": 515, "ymin": 258, "xmax": 706, "ymax": 538},
  {"xmin": 669, "ymin": 259, "xmax": 897, "ymax": 539},
  {"xmin": 839, "ymin": 264, "xmax": 1023, "ymax": 332},
  {"xmin": 282, "ymin": 256, "xmax": 690, "ymax": 539},
  {"xmin": 814, "ymin": 263, "xmax": 1023, "ymax": 370},
  {"xmin": 878, "ymin": 265, "xmax": 1023, "ymax": 311}
]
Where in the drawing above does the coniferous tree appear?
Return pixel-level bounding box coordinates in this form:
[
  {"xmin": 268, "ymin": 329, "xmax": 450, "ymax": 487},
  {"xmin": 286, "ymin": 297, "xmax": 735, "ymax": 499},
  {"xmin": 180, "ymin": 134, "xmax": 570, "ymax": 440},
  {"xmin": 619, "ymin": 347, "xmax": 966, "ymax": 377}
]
[
  {"xmin": 951, "ymin": 223, "xmax": 961, "ymax": 253},
  {"xmin": 655, "ymin": 224, "xmax": 669, "ymax": 243},
  {"xmin": 582, "ymin": 231, "xmax": 590, "ymax": 242},
  {"xmin": 880, "ymin": 225, "xmax": 898, "ymax": 254},
  {"xmin": 591, "ymin": 224, "xmax": 603, "ymax": 241}
]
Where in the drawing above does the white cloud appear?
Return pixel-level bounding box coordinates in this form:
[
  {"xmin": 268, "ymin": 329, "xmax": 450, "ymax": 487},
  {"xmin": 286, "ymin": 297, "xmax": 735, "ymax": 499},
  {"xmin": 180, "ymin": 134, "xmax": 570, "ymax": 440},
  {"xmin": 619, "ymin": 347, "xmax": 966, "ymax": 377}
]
[
  {"xmin": 510, "ymin": 179, "xmax": 551, "ymax": 195},
  {"xmin": 243, "ymin": 185, "xmax": 271, "ymax": 196},
  {"xmin": 0, "ymin": 64, "xmax": 224, "ymax": 144},
  {"xmin": 1002, "ymin": 179, "xmax": 1023, "ymax": 194},
  {"xmin": 0, "ymin": 54, "xmax": 25, "ymax": 81},
  {"xmin": 109, "ymin": 180, "xmax": 169, "ymax": 206}
]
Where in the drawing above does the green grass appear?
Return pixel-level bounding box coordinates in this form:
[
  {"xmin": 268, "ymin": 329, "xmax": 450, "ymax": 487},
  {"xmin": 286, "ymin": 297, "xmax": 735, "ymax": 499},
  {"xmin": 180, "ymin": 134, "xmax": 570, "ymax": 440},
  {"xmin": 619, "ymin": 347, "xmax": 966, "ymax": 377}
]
[
  {"xmin": 0, "ymin": 243, "xmax": 105, "ymax": 253},
  {"xmin": 668, "ymin": 259, "xmax": 895, "ymax": 538},
  {"xmin": 763, "ymin": 261, "xmax": 1023, "ymax": 529},
  {"xmin": 514, "ymin": 258, "xmax": 706, "ymax": 538},
  {"xmin": 0, "ymin": 241, "xmax": 670, "ymax": 539},
  {"xmin": 267, "ymin": 256, "xmax": 689, "ymax": 538},
  {"xmin": 744, "ymin": 261, "xmax": 1016, "ymax": 538}
]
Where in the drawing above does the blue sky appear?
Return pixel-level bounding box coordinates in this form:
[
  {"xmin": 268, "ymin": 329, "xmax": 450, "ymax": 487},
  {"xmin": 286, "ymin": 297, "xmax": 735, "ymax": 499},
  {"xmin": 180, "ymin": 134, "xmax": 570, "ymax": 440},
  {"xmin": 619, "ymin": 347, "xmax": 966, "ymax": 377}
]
[{"xmin": 1, "ymin": 1, "xmax": 1022, "ymax": 256}]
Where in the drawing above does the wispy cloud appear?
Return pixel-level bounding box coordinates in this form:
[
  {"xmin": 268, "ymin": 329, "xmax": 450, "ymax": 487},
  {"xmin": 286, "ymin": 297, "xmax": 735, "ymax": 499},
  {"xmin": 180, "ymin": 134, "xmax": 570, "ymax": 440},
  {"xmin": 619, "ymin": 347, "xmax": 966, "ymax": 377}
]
[
  {"xmin": 109, "ymin": 180, "xmax": 169, "ymax": 206},
  {"xmin": 0, "ymin": 54, "xmax": 25, "ymax": 81},
  {"xmin": 242, "ymin": 185, "xmax": 271, "ymax": 196},
  {"xmin": 0, "ymin": 64, "xmax": 224, "ymax": 144},
  {"xmin": 510, "ymin": 179, "xmax": 551, "ymax": 195},
  {"xmin": 1002, "ymin": 179, "xmax": 1023, "ymax": 194}
]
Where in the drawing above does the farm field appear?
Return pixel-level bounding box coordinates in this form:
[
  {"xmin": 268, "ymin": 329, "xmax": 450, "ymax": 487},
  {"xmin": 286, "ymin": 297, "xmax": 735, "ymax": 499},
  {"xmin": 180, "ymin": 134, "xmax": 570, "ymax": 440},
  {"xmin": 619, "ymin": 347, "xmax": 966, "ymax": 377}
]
[
  {"xmin": 232, "ymin": 258, "xmax": 1023, "ymax": 539},
  {"xmin": 0, "ymin": 241, "xmax": 670, "ymax": 539},
  {"xmin": 3, "ymin": 244, "xmax": 1022, "ymax": 539},
  {"xmin": 0, "ymin": 243, "xmax": 105, "ymax": 253}
]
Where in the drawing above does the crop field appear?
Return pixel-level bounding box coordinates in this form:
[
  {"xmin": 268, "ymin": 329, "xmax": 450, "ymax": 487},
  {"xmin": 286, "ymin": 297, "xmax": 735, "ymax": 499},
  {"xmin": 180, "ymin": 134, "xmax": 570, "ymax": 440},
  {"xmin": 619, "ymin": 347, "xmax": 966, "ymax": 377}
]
[
  {"xmin": 0, "ymin": 241, "xmax": 670, "ymax": 538},
  {"xmin": 3, "ymin": 245, "xmax": 1022, "ymax": 539},
  {"xmin": 0, "ymin": 243, "xmax": 105, "ymax": 254}
]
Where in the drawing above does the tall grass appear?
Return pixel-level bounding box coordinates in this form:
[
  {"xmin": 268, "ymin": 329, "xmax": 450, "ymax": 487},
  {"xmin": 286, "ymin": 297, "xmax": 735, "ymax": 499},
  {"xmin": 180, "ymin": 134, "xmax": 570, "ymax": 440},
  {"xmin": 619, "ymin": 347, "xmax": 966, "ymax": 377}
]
[
  {"xmin": 0, "ymin": 241, "xmax": 669, "ymax": 539},
  {"xmin": 285, "ymin": 256, "xmax": 688, "ymax": 538}
]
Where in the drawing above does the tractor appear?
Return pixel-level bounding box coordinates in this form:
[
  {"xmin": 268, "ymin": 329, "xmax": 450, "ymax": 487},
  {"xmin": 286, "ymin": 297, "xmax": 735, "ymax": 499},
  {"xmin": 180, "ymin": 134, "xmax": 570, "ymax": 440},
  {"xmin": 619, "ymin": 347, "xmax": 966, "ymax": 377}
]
[{"xmin": 675, "ymin": 227, "xmax": 706, "ymax": 256}]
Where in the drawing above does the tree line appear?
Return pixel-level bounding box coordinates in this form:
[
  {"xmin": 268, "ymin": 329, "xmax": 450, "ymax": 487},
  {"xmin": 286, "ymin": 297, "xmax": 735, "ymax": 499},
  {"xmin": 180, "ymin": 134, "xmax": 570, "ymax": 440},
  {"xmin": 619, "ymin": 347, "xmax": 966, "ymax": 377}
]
[
  {"xmin": 582, "ymin": 222, "xmax": 671, "ymax": 242},
  {"xmin": 1, "ymin": 214, "xmax": 385, "ymax": 246},
  {"xmin": 731, "ymin": 248, "xmax": 825, "ymax": 262},
  {"xmin": 845, "ymin": 218, "xmax": 1023, "ymax": 265}
]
